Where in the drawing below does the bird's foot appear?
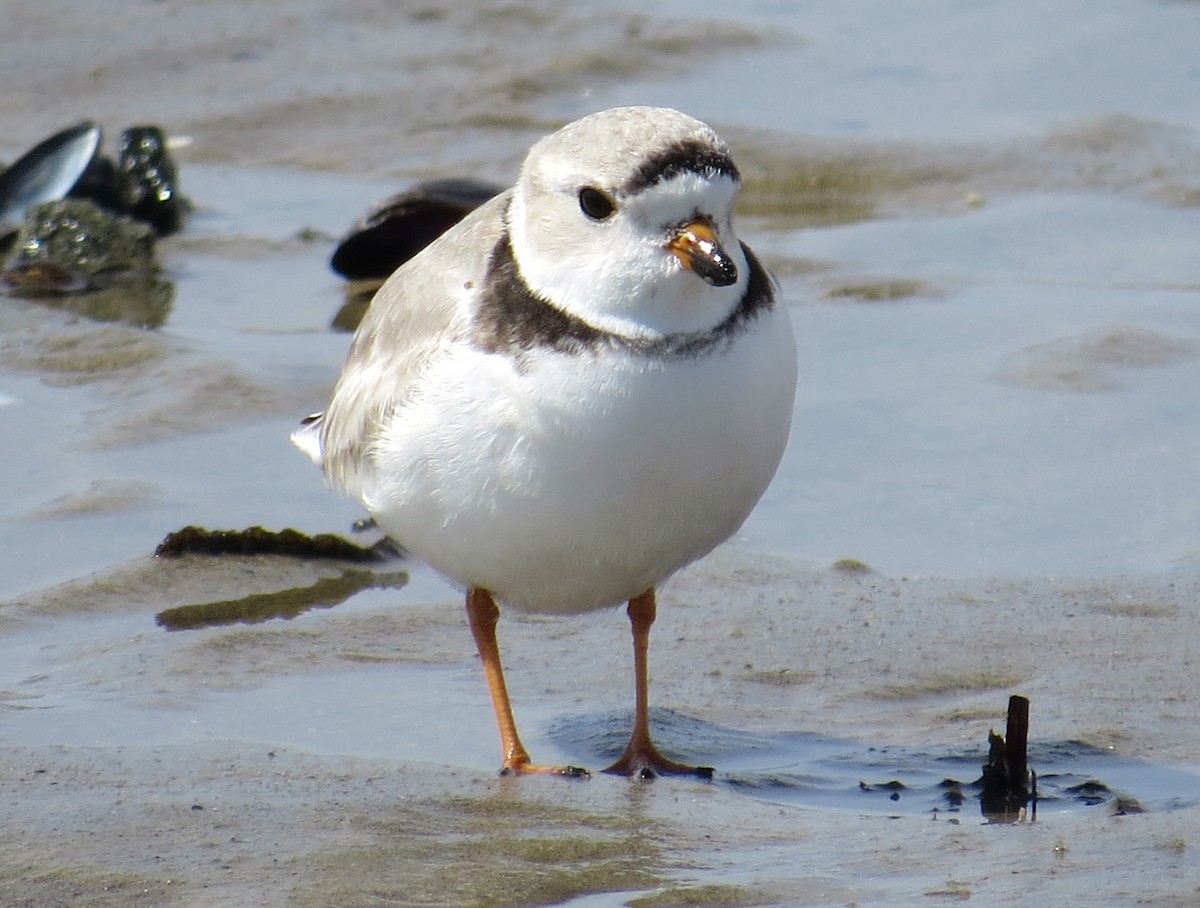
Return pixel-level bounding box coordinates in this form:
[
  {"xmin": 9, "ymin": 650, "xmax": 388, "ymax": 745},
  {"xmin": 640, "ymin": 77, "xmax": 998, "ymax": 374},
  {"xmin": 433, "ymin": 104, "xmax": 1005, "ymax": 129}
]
[
  {"xmin": 499, "ymin": 758, "xmax": 590, "ymax": 779},
  {"xmin": 601, "ymin": 741, "xmax": 714, "ymax": 780}
]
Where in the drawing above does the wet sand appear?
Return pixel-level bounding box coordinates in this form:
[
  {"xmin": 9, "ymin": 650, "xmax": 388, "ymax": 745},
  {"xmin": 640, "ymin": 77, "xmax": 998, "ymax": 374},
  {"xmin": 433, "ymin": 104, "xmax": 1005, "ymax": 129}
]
[
  {"xmin": 3, "ymin": 1, "xmax": 1200, "ymax": 906},
  {"xmin": 2, "ymin": 550, "xmax": 1199, "ymax": 906}
]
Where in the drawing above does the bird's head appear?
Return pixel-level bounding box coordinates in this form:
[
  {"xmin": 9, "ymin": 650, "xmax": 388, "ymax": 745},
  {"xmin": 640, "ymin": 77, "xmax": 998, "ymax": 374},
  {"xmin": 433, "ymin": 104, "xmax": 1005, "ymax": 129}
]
[{"xmin": 508, "ymin": 107, "xmax": 749, "ymax": 340}]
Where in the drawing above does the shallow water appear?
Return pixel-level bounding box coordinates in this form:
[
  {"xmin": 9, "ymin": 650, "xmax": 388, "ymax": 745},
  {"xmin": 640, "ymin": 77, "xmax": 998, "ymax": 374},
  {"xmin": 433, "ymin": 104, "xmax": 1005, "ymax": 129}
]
[{"xmin": 3, "ymin": 0, "xmax": 1200, "ymax": 905}]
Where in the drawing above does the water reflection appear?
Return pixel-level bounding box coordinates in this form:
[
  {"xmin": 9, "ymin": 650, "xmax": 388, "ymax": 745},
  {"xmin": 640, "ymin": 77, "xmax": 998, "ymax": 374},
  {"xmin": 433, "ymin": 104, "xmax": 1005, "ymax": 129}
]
[{"xmin": 155, "ymin": 568, "xmax": 409, "ymax": 631}]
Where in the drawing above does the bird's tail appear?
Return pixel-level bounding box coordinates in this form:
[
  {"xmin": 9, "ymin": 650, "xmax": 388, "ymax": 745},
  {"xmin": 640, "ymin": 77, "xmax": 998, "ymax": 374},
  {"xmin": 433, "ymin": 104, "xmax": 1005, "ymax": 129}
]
[{"xmin": 290, "ymin": 412, "xmax": 325, "ymax": 466}]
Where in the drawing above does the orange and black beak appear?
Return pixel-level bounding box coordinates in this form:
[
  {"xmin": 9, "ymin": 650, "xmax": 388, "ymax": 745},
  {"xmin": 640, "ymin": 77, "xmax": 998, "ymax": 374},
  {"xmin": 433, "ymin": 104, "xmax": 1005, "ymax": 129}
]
[{"xmin": 666, "ymin": 219, "xmax": 738, "ymax": 287}]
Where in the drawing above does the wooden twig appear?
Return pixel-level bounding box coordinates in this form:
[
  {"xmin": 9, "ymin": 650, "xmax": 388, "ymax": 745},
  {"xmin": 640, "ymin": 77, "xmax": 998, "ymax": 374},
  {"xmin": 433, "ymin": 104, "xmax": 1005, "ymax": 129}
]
[{"xmin": 980, "ymin": 695, "xmax": 1035, "ymax": 820}]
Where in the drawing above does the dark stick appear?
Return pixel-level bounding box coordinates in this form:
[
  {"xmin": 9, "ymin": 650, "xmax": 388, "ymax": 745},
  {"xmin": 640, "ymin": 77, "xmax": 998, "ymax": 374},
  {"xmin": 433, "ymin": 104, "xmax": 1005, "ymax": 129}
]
[
  {"xmin": 980, "ymin": 694, "xmax": 1033, "ymax": 821},
  {"xmin": 1004, "ymin": 694, "xmax": 1030, "ymax": 789}
]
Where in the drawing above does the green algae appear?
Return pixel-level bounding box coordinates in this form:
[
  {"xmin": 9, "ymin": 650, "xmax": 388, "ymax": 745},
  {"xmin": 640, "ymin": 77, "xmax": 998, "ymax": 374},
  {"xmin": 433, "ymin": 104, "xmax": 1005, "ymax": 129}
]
[
  {"xmin": 630, "ymin": 883, "xmax": 778, "ymax": 907},
  {"xmin": 7, "ymin": 200, "xmax": 155, "ymax": 277},
  {"xmin": 822, "ymin": 279, "xmax": 934, "ymax": 303},
  {"xmin": 736, "ymin": 142, "xmax": 973, "ymax": 228},
  {"xmin": 865, "ymin": 671, "xmax": 1025, "ymax": 701},
  {"xmin": 1090, "ymin": 602, "xmax": 1179, "ymax": 619},
  {"xmin": 832, "ymin": 557, "xmax": 874, "ymax": 574},
  {"xmin": 2, "ymin": 199, "xmax": 172, "ymax": 328}
]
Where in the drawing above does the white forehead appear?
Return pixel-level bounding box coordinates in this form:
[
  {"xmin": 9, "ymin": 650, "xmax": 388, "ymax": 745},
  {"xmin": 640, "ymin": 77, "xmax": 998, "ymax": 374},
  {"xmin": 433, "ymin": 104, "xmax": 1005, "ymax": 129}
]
[{"xmin": 519, "ymin": 106, "xmax": 736, "ymax": 196}]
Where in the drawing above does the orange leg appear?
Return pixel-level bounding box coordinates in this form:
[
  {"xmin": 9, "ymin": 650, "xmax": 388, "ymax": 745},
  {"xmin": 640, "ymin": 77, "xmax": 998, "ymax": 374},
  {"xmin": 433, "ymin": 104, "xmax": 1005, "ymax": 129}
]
[
  {"xmin": 602, "ymin": 589, "xmax": 714, "ymax": 779},
  {"xmin": 465, "ymin": 587, "xmax": 587, "ymax": 777}
]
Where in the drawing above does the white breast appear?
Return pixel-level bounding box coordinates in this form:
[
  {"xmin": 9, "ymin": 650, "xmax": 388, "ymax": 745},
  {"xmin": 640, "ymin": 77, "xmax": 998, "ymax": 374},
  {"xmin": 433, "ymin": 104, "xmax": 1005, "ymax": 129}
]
[{"xmin": 364, "ymin": 305, "xmax": 796, "ymax": 614}]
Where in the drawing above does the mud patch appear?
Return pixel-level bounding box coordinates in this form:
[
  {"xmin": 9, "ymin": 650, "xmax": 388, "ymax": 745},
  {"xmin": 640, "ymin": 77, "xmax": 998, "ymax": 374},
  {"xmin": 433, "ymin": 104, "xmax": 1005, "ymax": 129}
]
[
  {"xmin": 26, "ymin": 479, "xmax": 160, "ymax": 520},
  {"xmin": 998, "ymin": 325, "xmax": 1200, "ymax": 392},
  {"xmin": 736, "ymin": 138, "xmax": 973, "ymax": 228},
  {"xmin": 0, "ymin": 317, "xmax": 167, "ymax": 384},
  {"xmin": 296, "ymin": 794, "xmax": 669, "ymax": 908},
  {"xmin": 820, "ymin": 277, "xmax": 937, "ymax": 303},
  {"xmin": 733, "ymin": 114, "xmax": 1200, "ymax": 236},
  {"xmin": 863, "ymin": 670, "xmax": 1028, "ymax": 702}
]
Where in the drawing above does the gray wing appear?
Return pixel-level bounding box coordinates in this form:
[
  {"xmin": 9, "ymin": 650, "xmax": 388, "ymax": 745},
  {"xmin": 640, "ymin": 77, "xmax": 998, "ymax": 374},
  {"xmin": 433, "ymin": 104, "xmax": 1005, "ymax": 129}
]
[{"xmin": 298, "ymin": 189, "xmax": 511, "ymax": 502}]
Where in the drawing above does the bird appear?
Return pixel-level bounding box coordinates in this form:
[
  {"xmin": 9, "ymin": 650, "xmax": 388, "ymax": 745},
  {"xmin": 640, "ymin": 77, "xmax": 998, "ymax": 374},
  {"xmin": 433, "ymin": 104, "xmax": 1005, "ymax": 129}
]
[{"xmin": 293, "ymin": 106, "xmax": 797, "ymax": 778}]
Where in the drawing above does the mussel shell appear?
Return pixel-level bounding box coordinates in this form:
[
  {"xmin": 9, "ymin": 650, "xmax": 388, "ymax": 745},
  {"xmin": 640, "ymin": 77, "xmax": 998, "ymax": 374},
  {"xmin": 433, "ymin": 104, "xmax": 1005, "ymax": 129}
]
[
  {"xmin": 1, "ymin": 121, "xmax": 187, "ymax": 246},
  {"xmin": 1, "ymin": 199, "xmax": 172, "ymax": 328},
  {"xmin": 69, "ymin": 126, "xmax": 186, "ymax": 236},
  {"xmin": 7, "ymin": 198, "xmax": 156, "ymax": 276},
  {"xmin": 69, "ymin": 155, "xmax": 124, "ymax": 216},
  {"xmin": 0, "ymin": 121, "xmax": 101, "ymax": 233},
  {"xmin": 330, "ymin": 178, "xmax": 502, "ymax": 280},
  {"xmin": 114, "ymin": 126, "xmax": 185, "ymax": 235}
]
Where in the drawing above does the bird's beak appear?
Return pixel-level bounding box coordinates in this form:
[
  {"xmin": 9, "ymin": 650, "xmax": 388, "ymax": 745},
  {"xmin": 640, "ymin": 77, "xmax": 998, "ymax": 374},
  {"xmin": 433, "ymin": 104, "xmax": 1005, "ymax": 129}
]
[{"xmin": 666, "ymin": 220, "xmax": 738, "ymax": 287}]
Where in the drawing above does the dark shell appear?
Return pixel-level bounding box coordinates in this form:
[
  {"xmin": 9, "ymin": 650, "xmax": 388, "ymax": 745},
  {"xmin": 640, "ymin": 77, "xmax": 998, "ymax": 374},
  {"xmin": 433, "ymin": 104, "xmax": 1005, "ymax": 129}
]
[
  {"xmin": 0, "ymin": 121, "xmax": 187, "ymax": 247},
  {"xmin": 0, "ymin": 121, "xmax": 101, "ymax": 233},
  {"xmin": 69, "ymin": 154, "xmax": 123, "ymax": 216},
  {"xmin": 330, "ymin": 178, "xmax": 502, "ymax": 280},
  {"xmin": 70, "ymin": 125, "xmax": 187, "ymax": 236},
  {"xmin": 114, "ymin": 126, "xmax": 186, "ymax": 235}
]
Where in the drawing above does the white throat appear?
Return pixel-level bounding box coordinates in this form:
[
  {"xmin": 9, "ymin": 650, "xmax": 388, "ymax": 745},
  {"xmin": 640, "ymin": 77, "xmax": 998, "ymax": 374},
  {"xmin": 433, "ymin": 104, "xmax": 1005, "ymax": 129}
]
[{"xmin": 508, "ymin": 174, "xmax": 749, "ymax": 339}]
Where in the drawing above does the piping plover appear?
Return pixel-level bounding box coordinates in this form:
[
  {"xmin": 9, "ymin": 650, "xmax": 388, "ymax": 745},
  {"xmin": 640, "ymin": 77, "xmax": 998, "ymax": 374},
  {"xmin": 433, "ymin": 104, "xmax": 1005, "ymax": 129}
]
[{"xmin": 294, "ymin": 106, "xmax": 797, "ymax": 777}]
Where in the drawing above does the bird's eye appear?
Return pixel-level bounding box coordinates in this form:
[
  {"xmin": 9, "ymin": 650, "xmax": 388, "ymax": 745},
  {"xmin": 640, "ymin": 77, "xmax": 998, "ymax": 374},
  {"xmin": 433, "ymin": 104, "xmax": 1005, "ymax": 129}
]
[{"xmin": 578, "ymin": 186, "xmax": 616, "ymax": 221}]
